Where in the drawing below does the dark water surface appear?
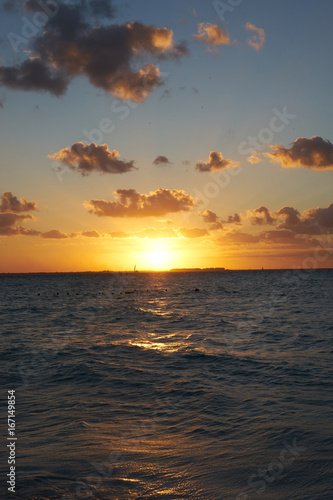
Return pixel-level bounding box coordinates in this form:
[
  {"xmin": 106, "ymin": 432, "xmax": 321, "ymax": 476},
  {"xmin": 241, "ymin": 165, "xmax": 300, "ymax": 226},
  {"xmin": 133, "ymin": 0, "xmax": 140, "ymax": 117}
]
[{"xmin": 0, "ymin": 270, "xmax": 332, "ymax": 499}]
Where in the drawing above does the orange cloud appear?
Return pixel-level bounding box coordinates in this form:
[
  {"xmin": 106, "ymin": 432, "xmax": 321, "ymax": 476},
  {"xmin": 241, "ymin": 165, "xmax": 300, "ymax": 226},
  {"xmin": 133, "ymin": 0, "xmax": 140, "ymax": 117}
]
[
  {"xmin": 85, "ymin": 188, "xmax": 195, "ymax": 218},
  {"xmin": 194, "ymin": 23, "xmax": 231, "ymax": 47},
  {"xmin": 48, "ymin": 142, "xmax": 136, "ymax": 176},
  {"xmin": 179, "ymin": 227, "xmax": 209, "ymax": 238},
  {"xmin": 196, "ymin": 151, "xmax": 239, "ymax": 172},
  {"xmin": 246, "ymin": 22, "xmax": 265, "ymax": 50},
  {"xmin": 265, "ymin": 137, "xmax": 333, "ymax": 169},
  {"xmin": 247, "ymin": 152, "xmax": 262, "ymax": 164}
]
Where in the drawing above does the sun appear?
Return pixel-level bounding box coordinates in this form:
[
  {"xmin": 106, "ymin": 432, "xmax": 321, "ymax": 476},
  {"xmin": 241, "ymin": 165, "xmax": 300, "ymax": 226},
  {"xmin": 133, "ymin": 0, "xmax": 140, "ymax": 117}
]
[{"xmin": 140, "ymin": 240, "xmax": 173, "ymax": 271}]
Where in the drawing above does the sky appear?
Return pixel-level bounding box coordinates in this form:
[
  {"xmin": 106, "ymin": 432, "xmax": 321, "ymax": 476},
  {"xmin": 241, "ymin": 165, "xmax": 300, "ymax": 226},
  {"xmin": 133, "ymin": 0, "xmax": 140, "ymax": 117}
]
[{"xmin": 0, "ymin": 0, "xmax": 333, "ymax": 272}]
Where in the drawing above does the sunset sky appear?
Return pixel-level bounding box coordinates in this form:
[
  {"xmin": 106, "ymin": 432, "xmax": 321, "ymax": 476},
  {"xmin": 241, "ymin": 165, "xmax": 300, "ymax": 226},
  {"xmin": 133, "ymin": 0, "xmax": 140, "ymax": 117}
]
[{"xmin": 1, "ymin": 0, "xmax": 333, "ymax": 272}]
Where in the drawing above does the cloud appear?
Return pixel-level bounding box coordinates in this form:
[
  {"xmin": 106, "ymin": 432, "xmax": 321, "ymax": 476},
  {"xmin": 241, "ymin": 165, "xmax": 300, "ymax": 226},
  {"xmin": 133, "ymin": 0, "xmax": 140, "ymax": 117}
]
[
  {"xmin": 245, "ymin": 22, "xmax": 265, "ymax": 50},
  {"xmin": 222, "ymin": 231, "xmax": 261, "ymax": 244},
  {"xmin": 227, "ymin": 213, "xmax": 242, "ymax": 225},
  {"xmin": 48, "ymin": 142, "xmax": 136, "ymax": 175},
  {"xmin": 85, "ymin": 188, "xmax": 195, "ymax": 218},
  {"xmin": 259, "ymin": 230, "xmax": 320, "ymax": 247},
  {"xmin": 81, "ymin": 230, "xmax": 101, "ymax": 238},
  {"xmin": 0, "ymin": 191, "xmax": 37, "ymax": 212},
  {"xmin": 0, "ymin": 59, "xmax": 69, "ymax": 97},
  {"xmin": 1, "ymin": 4, "xmax": 187, "ymax": 101},
  {"xmin": 0, "ymin": 213, "xmax": 32, "ymax": 228},
  {"xmin": 153, "ymin": 155, "xmax": 172, "ymax": 166},
  {"xmin": 199, "ymin": 210, "xmax": 224, "ymax": 231},
  {"xmin": 249, "ymin": 206, "xmax": 276, "ymax": 226},
  {"xmin": 41, "ymin": 229, "xmax": 69, "ymax": 239},
  {"xmin": 200, "ymin": 209, "xmax": 219, "ymax": 223},
  {"xmin": 0, "ymin": 91, "xmax": 6, "ymax": 108},
  {"xmin": 179, "ymin": 227, "xmax": 208, "ymax": 238},
  {"xmin": 196, "ymin": 151, "xmax": 240, "ymax": 172},
  {"xmin": 246, "ymin": 203, "xmax": 333, "ymax": 235},
  {"xmin": 247, "ymin": 151, "xmax": 262, "ymax": 164},
  {"xmin": 194, "ymin": 23, "xmax": 231, "ymax": 47},
  {"xmin": 277, "ymin": 204, "xmax": 333, "ymax": 234},
  {"xmin": 265, "ymin": 136, "xmax": 333, "ymax": 170},
  {"xmin": 304, "ymin": 203, "xmax": 333, "ymax": 230}
]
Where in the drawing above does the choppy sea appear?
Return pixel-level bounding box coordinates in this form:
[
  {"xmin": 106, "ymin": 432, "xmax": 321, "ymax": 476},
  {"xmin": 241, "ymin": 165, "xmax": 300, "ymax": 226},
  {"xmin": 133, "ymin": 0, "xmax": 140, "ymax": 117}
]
[{"xmin": 0, "ymin": 270, "xmax": 332, "ymax": 499}]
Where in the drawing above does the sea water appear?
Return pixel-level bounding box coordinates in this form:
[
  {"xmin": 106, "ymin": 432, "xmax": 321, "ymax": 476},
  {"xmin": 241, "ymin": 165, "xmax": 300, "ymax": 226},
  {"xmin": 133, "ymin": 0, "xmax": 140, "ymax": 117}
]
[{"xmin": 0, "ymin": 270, "xmax": 332, "ymax": 499}]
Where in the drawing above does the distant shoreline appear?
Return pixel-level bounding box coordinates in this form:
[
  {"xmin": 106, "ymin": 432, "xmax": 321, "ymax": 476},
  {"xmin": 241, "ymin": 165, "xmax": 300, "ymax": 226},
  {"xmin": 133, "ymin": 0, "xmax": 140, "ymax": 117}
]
[{"xmin": 1, "ymin": 268, "xmax": 332, "ymax": 275}]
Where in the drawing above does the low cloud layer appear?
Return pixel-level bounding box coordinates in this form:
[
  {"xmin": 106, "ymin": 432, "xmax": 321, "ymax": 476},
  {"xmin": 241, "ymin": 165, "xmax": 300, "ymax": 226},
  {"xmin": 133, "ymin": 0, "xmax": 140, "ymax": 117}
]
[
  {"xmin": 48, "ymin": 142, "xmax": 136, "ymax": 175},
  {"xmin": 0, "ymin": 2, "xmax": 187, "ymax": 101},
  {"xmin": 85, "ymin": 188, "xmax": 195, "ymax": 218},
  {"xmin": 245, "ymin": 23, "xmax": 265, "ymax": 50},
  {"xmin": 194, "ymin": 23, "xmax": 231, "ymax": 47},
  {"xmin": 265, "ymin": 136, "xmax": 333, "ymax": 169},
  {"xmin": 196, "ymin": 151, "xmax": 240, "ymax": 172}
]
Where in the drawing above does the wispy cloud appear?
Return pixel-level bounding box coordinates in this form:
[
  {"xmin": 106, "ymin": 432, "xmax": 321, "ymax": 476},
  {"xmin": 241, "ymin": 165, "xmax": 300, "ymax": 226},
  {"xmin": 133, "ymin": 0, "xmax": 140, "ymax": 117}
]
[{"xmin": 246, "ymin": 22, "xmax": 265, "ymax": 50}]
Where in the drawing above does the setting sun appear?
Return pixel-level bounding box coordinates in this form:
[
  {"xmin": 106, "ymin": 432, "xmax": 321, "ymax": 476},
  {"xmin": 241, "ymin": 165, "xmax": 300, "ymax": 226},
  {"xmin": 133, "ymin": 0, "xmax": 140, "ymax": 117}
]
[{"xmin": 140, "ymin": 240, "xmax": 173, "ymax": 270}]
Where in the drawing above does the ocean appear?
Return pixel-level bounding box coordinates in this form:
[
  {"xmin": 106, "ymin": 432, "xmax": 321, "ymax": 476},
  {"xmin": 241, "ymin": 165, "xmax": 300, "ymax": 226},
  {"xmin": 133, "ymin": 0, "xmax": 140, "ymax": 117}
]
[{"xmin": 0, "ymin": 270, "xmax": 332, "ymax": 499}]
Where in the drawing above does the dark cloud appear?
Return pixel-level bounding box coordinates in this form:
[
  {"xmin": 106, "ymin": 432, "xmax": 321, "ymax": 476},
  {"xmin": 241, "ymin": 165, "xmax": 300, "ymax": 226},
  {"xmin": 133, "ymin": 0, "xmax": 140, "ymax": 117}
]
[
  {"xmin": 221, "ymin": 232, "xmax": 260, "ymax": 244},
  {"xmin": 41, "ymin": 229, "xmax": 69, "ymax": 239},
  {"xmin": 304, "ymin": 203, "xmax": 333, "ymax": 229},
  {"xmin": 1, "ymin": 3, "xmax": 187, "ymax": 101},
  {"xmin": 276, "ymin": 205, "xmax": 330, "ymax": 235},
  {"xmin": 0, "ymin": 59, "xmax": 68, "ymax": 97},
  {"xmin": 85, "ymin": 188, "xmax": 195, "ymax": 218},
  {"xmin": 276, "ymin": 206, "xmax": 301, "ymax": 226},
  {"xmin": 265, "ymin": 136, "xmax": 333, "ymax": 170},
  {"xmin": 259, "ymin": 230, "xmax": 319, "ymax": 247},
  {"xmin": 247, "ymin": 203, "xmax": 333, "ymax": 235},
  {"xmin": 81, "ymin": 230, "xmax": 100, "ymax": 238},
  {"xmin": 0, "ymin": 191, "xmax": 37, "ymax": 212},
  {"xmin": 199, "ymin": 210, "xmax": 224, "ymax": 231},
  {"xmin": 0, "ymin": 91, "xmax": 6, "ymax": 108},
  {"xmin": 196, "ymin": 151, "xmax": 239, "ymax": 172},
  {"xmin": 249, "ymin": 206, "xmax": 276, "ymax": 226},
  {"xmin": 200, "ymin": 209, "xmax": 218, "ymax": 223},
  {"xmin": 0, "ymin": 213, "xmax": 31, "ymax": 228},
  {"xmin": 227, "ymin": 213, "xmax": 242, "ymax": 225},
  {"xmin": 48, "ymin": 142, "xmax": 136, "ymax": 175},
  {"xmin": 153, "ymin": 155, "xmax": 172, "ymax": 166}
]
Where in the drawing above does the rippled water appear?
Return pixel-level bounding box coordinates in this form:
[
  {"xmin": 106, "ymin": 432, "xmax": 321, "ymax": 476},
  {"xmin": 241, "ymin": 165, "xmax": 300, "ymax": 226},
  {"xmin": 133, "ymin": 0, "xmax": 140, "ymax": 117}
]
[{"xmin": 0, "ymin": 270, "xmax": 332, "ymax": 499}]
